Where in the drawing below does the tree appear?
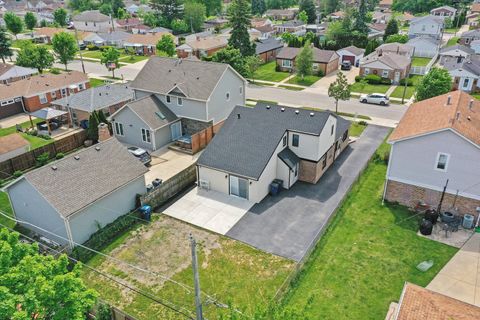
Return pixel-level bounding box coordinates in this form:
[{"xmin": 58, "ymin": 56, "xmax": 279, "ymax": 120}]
[
  {"xmin": 156, "ymin": 34, "xmax": 176, "ymax": 56},
  {"xmin": 298, "ymin": 10, "xmax": 308, "ymax": 24},
  {"xmin": 100, "ymin": 47, "xmax": 120, "ymax": 78},
  {"xmin": 52, "ymin": 31, "xmax": 78, "ymax": 71},
  {"xmin": 4, "ymin": 12, "xmax": 23, "ymax": 40},
  {"xmin": 244, "ymin": 55, "xmax": 262, "ymax": 81},
  {"xmin": 328, "ymin": 71, "xmax": 350, "ymax": 114},
  {"xmin": 228, "ymin": 0, "xmax": 255, "ymax": 56},
  {"xmin": 53, "ymin": 8, "xmax": 68, "ymax": 27},
  {"xmin": 416, "ymin": 67, "xmax": 452, "ymax": 101},
  {"xmin": 211, "ymin": 46, "xmax": 247, "ymax": 76},
  {"xmin": 385, "ymin": 34, "xmax": 408, "ymax": 44},
  {"xmin": 184, "ymin": 2, "xmax": 206, "ymax": 32},
  {"xmin": 383, "ymin": 18, "xmax": 399, "ymax": 41},
  {"xmin": 364, "ymin": 39, "xmax": 379, "ymax": 55},
  {"xmin": 324, "ymin": 0, "xmax": 338, "ymax": 14},
  {"xmin": 251, "ymin": 0, "xmax": 266, "ymax": 16},
  {"xmin": 353, "ymin": 0, "xmax": 369, "ymax": 35},
  {"xmin": 205, "ymin": 0, "xmax": 222, "ymax": 16},
  {"xmin": 0, "ymin": 229, "xmax": 98, "ymax": 319},
  {"xmin": 0, "ymin": 28, "xmax": 13, "ymax": 63},
  {"xmin": 16, "ymin": 44, "xmax": 54, "ymax": 73},
  {"xmin": 87, "ymin": 111, "xmax": 100, "ymax": 142},
  {"xmin": 143, "ymin": 12, "xmax": 159, "ymax": 27},
  {"xmin": 298, "ymin": 0, "xmax": 316, "ymax": 24},
  {"xmin": 40, "ymin": 19, "xmax": 48, "ymax": 27},
  {"xmin": 296, "ymin": 41, "xmax": 313, "ymax": 79},
  {"xmin": 171, "ymin": 19, "xmax": 188, "ymax": 34},
  {"xmin": 392, "ymin": 0, "xmax": 456, "ymax": 14},
  {"xmin": 24, "ymin": 12, "xmax": 37, "ymax": 33},
  {"xmin": 150, "ymin": 0, "xmax": 183, "ymax": 23}
]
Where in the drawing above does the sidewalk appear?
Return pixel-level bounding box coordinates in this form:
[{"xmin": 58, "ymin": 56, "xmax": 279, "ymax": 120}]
[{"xmin": 248, "ymin": 78, "xmax": 306, "ymax": 89}]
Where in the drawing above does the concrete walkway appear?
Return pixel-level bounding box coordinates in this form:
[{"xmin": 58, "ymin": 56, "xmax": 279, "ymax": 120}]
[{"xmin": 427, "ymin": 232, "xmax": 480, "ymax": 307}]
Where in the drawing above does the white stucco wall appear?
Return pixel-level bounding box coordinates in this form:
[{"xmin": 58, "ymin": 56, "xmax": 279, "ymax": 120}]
[
  {"xmin": 318, "ymin": 115, "xmax": 337, "ymax": 159},
  {"xmin": 197, "ymin": 165, "xmax": 229, "ymax": 194},
  {"xmin": 276, "ymin": 158, "xmax": 290, "ymax": 189}
]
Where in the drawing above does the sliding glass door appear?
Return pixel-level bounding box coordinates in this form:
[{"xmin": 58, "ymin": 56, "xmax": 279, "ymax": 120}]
[{"xmin": 229, "ymin": 175, "xmax": 249, "ymax": 199}]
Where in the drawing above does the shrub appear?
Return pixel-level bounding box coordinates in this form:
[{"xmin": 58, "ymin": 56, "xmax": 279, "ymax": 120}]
[
  {"xmin": 317, "ymin": 69, "xmax": 325, "ymax": 77},
  {"xmin": 275, "ymin": 64, "xmax": 282, "ymax": 72},
  {"xmin": 380, "ymin": 77, "xmax": 392, "ymax": 85},
  {"xmin": 358, "ymin": 120, "xmax": 368, "ymax": 126},
  {"xmin": 38, "ymin": 134, "xmax": 52, "ymax": 140},
  {"xmin": 55, "ymin": 152, "xmax": 64, "ymax": 159},
  {"xmin": 0, "ymin": 179, "xmax": 4, "ymax": 187},
  {"xmin": 49, "ymin": 68, "xmax": 61, "ymax": 74},
  {"xmin": 400, "ymin": 78, "xmax": 413, "ymax": 86},
  {"xmin": 13, "ymin": 170, "xmax": 22, "ymax": 178},
  {"xmin": 364, "ymin": 74, "xmax": 382, "ymax": 84},
  {"xmin": 355, "ymin": 75, "xmax": 362, "ymax": 82},
  {"xmin": 86, "ymin": 44, "xmax": 99, "ymax": 51},
  {"xmin": 100, "ymin": 45, "xmax": 113, "ymax": 52},
  {"xmin": 36, "ymin": 152, "xmax": 50, "ymax": 167},
  {"xmin": 27, "ymin": 129, "xmax": 38, "ymax": 136},
  {"xmin": 96, "ymin": 303, "xmax": 113, "ymax": 320}
]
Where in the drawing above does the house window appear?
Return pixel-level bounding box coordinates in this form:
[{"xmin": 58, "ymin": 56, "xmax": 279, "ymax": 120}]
[
  {"xmin": 51, "ymin": 91, "xmax": 56, "ymax": 99},
  {"xmin": 78, "ymin": 83, "xmax": 84, "ymax": 90},
  {"xmin": 435, "ymin": 153, "xmax": 450, "ymax": 171},
  {"xmin": 239, "ymin": 86, "xmax": 243, "ymax": 94},
  {"xmin": 463, "ymin": 78, "xmax": 470, "ymax": 88},
  {"xmin": 282, "ymin": 59, "xmax": 292, "ymax": 68},
  {"xmin": 382, "ymin": 70, "xmax": 389, "ymax": 78},
  {"xmin": 226, "ymin": 92, "xmax": 230, "ymax": 101},
  {"xmin": 114, "ymin": 122, "xmax": 124, "ymax": 136},
  {"xmin": 85, "ymin": 22, "xmax": 87, "ymax": 26},
  {"xmin": 177, "ymin": 97, "xmax": 183, "ymax": 106},
  {"xmin": 166, "ymin": 95, "xmax": 171, "ymax": 103},
  {"xmin": 39, "ymin": 93, "xmax": 47, "ymax": 104},
  {"xmin": 342, "ymin": 130, "xmax": 348, "ymax": 142},
  {"xmin": 141, "ymin": 128, "xmax": 151, "ymax": 143},
  {"xmin": 331, "ymin": 124, "xmax": 335, "ymax": 135},
  {"xmin": 321, "ymin": 154, "xmax": 327, "ymax": 169},
  {"xmin": 61, "ymin": 88, "xmax": 67, "ymax": 96},
  {"xmin": 283, "ymin": 135, "xmax": 287, "ymax": 147},
  {"xmin": 292, "ymin": 134, "xmax": 299, "ymax": 147},
  {"xmin": 364, "ymin": 68, "xmax": 370, "ymax": 75},
  {"xmin": 466, "ymin": 38, "xmax": 470, "ymax": 44}
]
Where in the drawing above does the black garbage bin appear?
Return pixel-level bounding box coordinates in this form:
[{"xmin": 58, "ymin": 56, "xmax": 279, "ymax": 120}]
[
  {"xmin": 424, "ymin": 209, "xmax": 438, "ymax": 225},
  {"xmin": 419, "ymin": 219, "xmax": 433, "ymax": 235}
]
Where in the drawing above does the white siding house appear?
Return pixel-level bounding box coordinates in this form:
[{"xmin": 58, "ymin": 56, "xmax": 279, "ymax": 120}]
[{"xmin": 408, "ymin": 15, "xmax": 444, "ymax": 40}]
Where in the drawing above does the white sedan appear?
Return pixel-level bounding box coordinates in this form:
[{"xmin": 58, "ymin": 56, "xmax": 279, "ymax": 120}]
[{"xmin": 359, "ymin": 93, "xmax": 390, "ymax": 106}]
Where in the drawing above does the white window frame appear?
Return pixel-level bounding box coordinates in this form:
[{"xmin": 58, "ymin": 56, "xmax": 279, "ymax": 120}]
[
  {"xmin": 382, "ymin": 70, "xmax": 389, "ymax": 78},
  {"xmin": 177, "ymin": 97, "xmax": 183, "ymax": 106},
  {"xmin": 61, "ymin": 88, "xmax": 67, "ymax": 97},
  {"xmin": 141, "ymin": 128, "xmax": 151, "ymax": 143},
  {"xmin": 114, "ymin": 122, "xmax": 124, "ymax": 136},
  {"xmin": 282, "ymin": 59, "xmax": 292, "ymax": 68},
  {"xmin": 51, "ymin": 91, "xmax": 56, "ymax": 99},
  {"xmin": 463, "ymin": 78, "xmax": 470, "ymax": 89},
  {"xmin": 78, "ymin": 83, "xmax": 84, "ymax": 90},
  {"xmin": 435, "ymin": 152, "xmax": 450, "ymax": 172},
  {"xmin": 364, "ymin": 68, "xmax": 370, "ymax": 75},
  {"xmin": 39, "ymin": 93, "xmax": 47, "ymax": 104},
  {"xmin": 166, "ymin": 95, "xmax": 171, "ymax": 103}
]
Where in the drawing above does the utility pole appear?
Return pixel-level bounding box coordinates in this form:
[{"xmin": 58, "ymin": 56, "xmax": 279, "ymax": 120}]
[
  {"xmin": 74, "ymin": 28, "xmax": 86, "ymax": 74},
  {"xmin": 190, "ymin": 234, "xmax": 203, "ymax": 320}
]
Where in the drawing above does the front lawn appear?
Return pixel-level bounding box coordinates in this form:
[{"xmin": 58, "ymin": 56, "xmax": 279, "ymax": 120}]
[
  {"xmin": 390, "ymin": 75, "xmax": 423, "ymax": 100},
  {"xmin": 280, "ymin": 142, "xmax": 458, "ymax": 319},
  {"xmin": 349, "ymin": 82, "xmax": 391, "ymax": 94},
  {"xmin": 253, "ymin": 61, "xmax": 290, "ymax": 82},
  {"xmin": 349, "ymin": 122, "xmax": 367, "ymax": 137},
  {"xmin": 287, "ymin": 75, "xmax": 321, "ymax": 86},
  {"xmin": 446, "ymin": 36, "xmax": 459, "ymax": 47},
  {"xmin": 119, "ymin": 55, "xmax": 150, "ymax": 63},
  {"xmin": 411, "ymin": 57, "xmax": 431, "ymax": 67},
  {"xmin": 88, "ymin": 78, "xmax": 107, "ymax": 87},
  {"xmin": 0, "ymin": 192, "xmax": 14, "ymax": 229},
  {"xmin": 82, "ymin": 216, "xmax": 294, "ymax": 319}
]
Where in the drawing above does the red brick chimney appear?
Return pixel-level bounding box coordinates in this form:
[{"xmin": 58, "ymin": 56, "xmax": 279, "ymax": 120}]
[{"xmin": 98, "ymin": 122, "xmax": 111, "ymax": 142}]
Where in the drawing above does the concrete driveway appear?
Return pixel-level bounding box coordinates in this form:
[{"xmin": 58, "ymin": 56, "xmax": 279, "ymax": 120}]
[
  {"xmin": 226, "ymin": 125, "xmax": 390, "ymax": 261},
  {"xmin": 163, "ymin": 187, "xmax": 254, "ymax": 235},
  {"xmin": 303, "ymin": 67, "xmax": 359, "ymax": 94},
  {"xmin": 427, "ymin": 233, "xmax": 480, "ymax": 307}
]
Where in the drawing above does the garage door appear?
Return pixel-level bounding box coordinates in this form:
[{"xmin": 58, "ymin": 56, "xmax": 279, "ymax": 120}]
[
  {"xmin": 0, "ymin": 101, "xmax": 24, "ymax": 119},
  {"xmin": 342, "ymin": 55, "xmax": 355, "ymax": 64}
]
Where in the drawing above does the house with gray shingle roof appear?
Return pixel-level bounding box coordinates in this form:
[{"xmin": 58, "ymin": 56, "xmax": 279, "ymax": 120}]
[
  {"xmin": 276, "ymin": 46, "xmax": 340, "ymax": 75},
  {"xmin": 72, "ymin": 10, "xmax": 114, "ymax": 32},
  {"xmin": 197, "ymin": 104, "xmax": 350, "ymax": 203},
  {"xmin": 443, "ymin": 55, "xmax": 480, "ymax": 93},
  {"xmin": 439, "ymin": 44, "xmax": 474, "ymax": 66},
  {"xmin": 5, "ymin": 138, "xmax": 148, "ymax": 247},
  {"xmin": 408, "ymin": 15, "xmax": 444, "ymax": 40}
]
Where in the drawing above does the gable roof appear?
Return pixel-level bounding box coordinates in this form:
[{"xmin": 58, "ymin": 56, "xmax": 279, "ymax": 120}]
[
  {"xmin": 338, "ymin": 45, "xmax": 365, "ymax": 56},
  {"xmin": 96, "ymin": 31, "xmax": 130, "ymax": 42},
  {"xmin": 389, "ymin": 91, "xmax": 480, "ymax": 146},
  {"xmin": 439, "ymin": 44, "xmax": 475, "ymax": 56},
  {"xmin": 431, "ymin": 5, "xmax": 456, "ymax": 13},
  {"xmin": 0, "ymin": 64, "xmax": 36, "ymax": 80},
  {"xmin": 73, "ymin": 10, "xmax": 110, "ymax": 22},
  {"xmin": 11, "ymin": 138, "xmax": 148, "ymax": 218},
  {"xmin": 185, "ymin": 35, "xmax": 228, "ymax": 50},
  {"xmin": 276, "ymin": 20, "xmax": 305, "ymax": 28},
  {"xmin": 410, "ymin": 15, "xmax": 445, "ymax": 25},
  {"xmin": 197, "ymin": 104, "xmax": 350, "ymax": 180},
  {"xmin": 33, "ymin": 27, "xmax": 69, "ymax": 38},
  {"xmin": 115, "ymin": 94, "xmax": 178, "ymax": 130},
  {"xmin": 255, "ymin": 38, "xmax": 283, "ymax": 54},
  {"xmin": 472, "ymin": 3, "xmax": 480, "ymax": 12},
  {"xmin": 52, "ymin": 83, "xmax": 133, "ymax": 112},
  {"xmin": 377, "ymin": 42, "xmax": 415, "ymax": 56},
  {"xmin": 125, "ymin": 32, "xmax": 173, "ymax": 46},
  {"xmin": 277, "ymin": 47, "xmax": 339, "ymax": 63},
  {"xmin": 361, "ymin": 52, "xmax": 411, "ymax": 70},
  {"xmin": 406, "ymin": 36, "xmax": 439, "ymax": 46},
  {"xmin": 461, "ymin": 29, "xmax": 480, "ymax": 38},
  {"xmin": 395, "ymin": 283, "xmax": 480, "ymax": 320},
  {"xmin": 130, "ymin": 57, "xmax": 239, "ymax": 101},
  {"xmin": 0, "ymin": 133, "xmax": 28, "ymax": 155}
]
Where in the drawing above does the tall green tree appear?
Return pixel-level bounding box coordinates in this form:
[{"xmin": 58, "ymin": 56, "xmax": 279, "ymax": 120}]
[
  {"xmin": 184, "ymin": 1, "xmax": 206, "ymax": 32},
  {"xmin": 16, "ymin": 44, "xmax": 54, "ymax": 73},
  {"xmin": 383, "ymin": 18, "xmax": 399, "ymax": 41},
  {"xmin": 324, "ymin": 0, "xmax": 338, "ymax": 14},
  {"xmin": 298, "ymin": 0, "xmax": 316, "ymax": 24},
  {"xmin": 228, "ymin": 0, "xmax": 255, "ymax": 56},
  {"xmin": 296, "ymin": 41, "xmax": 313, "ymax": 80},
  {"xmin": 353, "ymin": 0, "xmax": 369, "ymax": 35},
  {"xmin": 385, "ymin": 34, "xmax": 408, "ymax": 44},
  {"xmin": 0, "ymin": 28, "xmax": 13, "ymax": 63},
  {"xmin": 150, "ymin": 0, "xmax": 183, "ymax": 24},
  {"xmin": 251, "ymin": 0, "xmax": 266, "ymax": 15},
  {"xmin": 211, "ymin": 46, "xmax": 247, "ymax": 76},
  {"xmin": 364, "ymin": 39, "xmax": 379, "ymax": 55},
  {"xmin": 4, "ymin": 12, "xmax": 23, "ymax": 39},
  {"xmin": 298, "ymin": 10, "xmax": 308, "ymax": 24},
  {"xmin": 0, "ymin": 229, "xmax": 98, "ymax": 319},
  {"xmin": 52, "ymin": 31, "xmax": 78, "ymax": 71},
  {"xmin": 53, "ymin": 8, "xmax": 68, "ymax": 27},
  {"xmin": 24, "ymin": 12, "xmax": 37, "ymax": 33},
  {"xmin": 100, "ymin": 47, "xmax": 120, "ymax": 78},
  {"xmin": 416, "ymin": 67, "xmax": 452, "ymax": 101},
  {"xmin": 205, "ymin": 0, "xmax": 222, "ymax": 16},
  {"xmin": 328, "ymin": 71, "xmax": 350, "ymax": 114},
  {"xmin": 244, "ymin": 55, "xmax": 262, "ymax": 81},
  {"xmin": 87, "ymin": 111, "xmax": 100, "ymax": 142},
  {"xmin": 156, "ymin": 34, "xmax": 176, "ymax": 56}
]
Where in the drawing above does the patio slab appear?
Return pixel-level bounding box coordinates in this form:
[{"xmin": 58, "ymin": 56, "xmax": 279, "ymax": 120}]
[
  {"xmin": 163, "ymin": 187, "xmax": 255, "ymax": 235},
  {"xmin": 0, "ymin": 113, "xmax": 31, "ymax": 128}
]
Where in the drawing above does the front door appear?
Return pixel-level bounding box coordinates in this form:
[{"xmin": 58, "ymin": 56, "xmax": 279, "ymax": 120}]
[
  {"xmin": 170, "ymin": 121, "xmax": 182, "ymax": 140},
  {"xmin": 229, "ymin": 175, "xmax": 249, "ymax": 199},
  {"xmin": 394, "ymin": 71, "xmax": 400, "ymax": 84}
]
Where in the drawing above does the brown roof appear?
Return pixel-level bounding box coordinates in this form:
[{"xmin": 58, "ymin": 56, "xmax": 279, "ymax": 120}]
[
  {"xmin": 0, "ymin": 133, "xmax": 28, "ymax": 155},
  {"xmin": 379, "ymin": 0, "xmax": 393, "ymax": 6},
  {"xmin": 125, "ymin": 32, "xmax": 172, "ymax": 46},
  {"xmin": 396, "ymin": 283, "xmax": 480, "ymax": 320},
  {"xmin": 331, "ymin": 11, "xmax": 345, "ymax": 17},
  {"xmin": 389, "ymin": 91, "xmax": 480, "ymax": 146},
  {"xmin": 277, "ymin": 47, "xmax": 339, "ymax": 63},
  {"xmin": 472, "ymin": 3, "xmax": 480, "ymax": 13},
  {"xmin": 186, "ymin": 36, "xmax": 228, "ymax": 50},
  {"xmin": 0, "ymin": 71, "xmax": 89, "ymax": 100},
  {"xmin": 34, "ymin": 27, "xmax": 69, "ymax": 38}
]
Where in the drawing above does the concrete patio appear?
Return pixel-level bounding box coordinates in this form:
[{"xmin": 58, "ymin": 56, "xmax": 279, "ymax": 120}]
[{"xmin": 427, "ymin": 232, "xmax": 480, "ymax": 307}]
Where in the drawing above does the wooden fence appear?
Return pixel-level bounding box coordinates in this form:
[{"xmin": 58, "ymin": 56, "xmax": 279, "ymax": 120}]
[
  {"xmin": 190, "ymin": 127, "xmax": 213, "ymax": 154},
  {"xmin": 0, "ymin": 130, "xmax": 87, "ymax": 179}
]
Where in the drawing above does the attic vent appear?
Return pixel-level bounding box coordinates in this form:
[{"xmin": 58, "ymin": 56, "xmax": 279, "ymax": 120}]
[
  {"xmin": 155, "ymin": 111, "xmax": 166, "ymax": 120},
  {"xmin": 95, "ymin": 146, "xmax": 100, "ymax": 151},
  {"xmin": 51, "ymin": 165, "xmax": 57, "ymax": 171},
  {"xmin": 469, "ymin": 99, "xmax": 474, "ymax": 110},
  {"xmin": 74, "ymin": 155, "xmax": 80, "ymax": 160},
  {"xmin": 468, "ymin": 116, "xmax": 472, "ymax": 121},
  {"xmin": 446, "ymin": 95, "xmax": 452, "ymax": 105},
  {"xmin": 310, "ymin": 112, "xmax": 315, "ymax": 117},
  {"xmin": 295, "ymin": 110, "xmax": 299, "ymax": 115},
  {"xmin": 281, "ymin": 108, "xmax": 285, "ymax": 112},
  {"xmin": 196, "ymin": 77, "xmax": 200, "ymax": 80},
  {"xmin": 266, "ymin": 105, "xmax": 271, "ymax": 109}
]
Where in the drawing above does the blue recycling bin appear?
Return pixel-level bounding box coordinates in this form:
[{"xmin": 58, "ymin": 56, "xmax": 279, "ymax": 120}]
[
  {"xmin": 140, "ymin": 205, "xmax": 152, "ymax": 221},
  {"xmin": 269, "ymin": 182, "xmax": 280, "ymax": 196}
]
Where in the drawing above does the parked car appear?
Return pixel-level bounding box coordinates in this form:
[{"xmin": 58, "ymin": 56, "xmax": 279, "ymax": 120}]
[
  {"xmin": 359, "ymin": 93, "xmax": 390, "ymax": 106},
  {"xmin": 78, "ymin": 42, "xmax": 86, "ymax": 50},
  {"xmin": 340, "ymin": 61, "xmax": 352, "ymax": 71},
  {"xmin": 127, "ymin": 146, "xmax": 151, "ymax": 166}
]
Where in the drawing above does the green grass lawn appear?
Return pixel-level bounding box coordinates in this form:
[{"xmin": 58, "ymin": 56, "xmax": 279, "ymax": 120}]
[
  {"xmin": 390, "ymin": 75, "xmax": 423, "ymax": 100},
  {"xmin": 446, "ymin": 36, "xmax": 459, "ymax": 47},
  {"xmin": 444, "ymin": 28, "xmax": 460, "ymax": 34},
  {"xmin": 349, "ymin": 122, "xmax": 367, "ymax": 137},
  {"xmin": 411, "ymin": 57, "xmax": 431, "ymax": 67},
  {"xmin": 287, "ymin": 75, "xmax": 321, "ymax": 86},
  {"xmin": 0, "ymin": 192, "xmax": 14, "ymax": 229},
  {"xmin": 253, "ymin": 62, "xmax": 290, "ymax": 82},
  {"xmin": 280, "ymin": 142, "xmax": 458, "ymax": 319},
  {"xmin": 89, "ymin": 78, "xmax": 107, "ymax": 87},
  {"xmin": 0, "ymin": 119, "xmax": 53, "ymax": 150},
  {"xmin": 118, "ymin": 55, "xmax": 149, "ymax": 63},
  {"xmin": 471, "ymin": 93, "xmax": 480, "ymax": 100},
  {"xmin": 350, "ymin": 82, "xmax": 391, "ymax": 94}
]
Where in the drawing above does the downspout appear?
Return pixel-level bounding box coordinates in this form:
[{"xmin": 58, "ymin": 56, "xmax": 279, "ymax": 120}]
[
  {"xmin": 63, "ymin": 217, "xmax": 74, "ymax": 250},
  {"xmin": 382, "ymin": 142, "xmax": 394, "ymax": 205}
]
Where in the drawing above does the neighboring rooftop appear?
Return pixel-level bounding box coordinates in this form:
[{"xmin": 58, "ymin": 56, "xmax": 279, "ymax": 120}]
[
  {"xmin": 185, "ymin": 35, "xmax": 228, "ymax": 50},
  {"xmin": 377, "ymin": 42, "xmax": 415, "ymax": 56},
  {"xmin": 52, "ymin": 83, "xmax": 133, "ymax": 112},
  {"xmin": 276, "ymin": 20, "xmax": 305, "ymax": 27},
  {"xmin": 197, "ymin": 104, "xmax": 350, "ymax": 180},
  {"xmin": 361, "ymin": 52, "xmax": 411, "ymax": 69},
  {"xmin": 277, "ymin": 46, "xmax": 339, "ymax": 63},
  {"xmin": 73, "ymin": 10, "xmax": 110, "ymax": 22},
  {"xmin": 12, "ymin": 138, "xmax": 148, "ymax": 218},
  {"xmin": 255, "ymin": 37, "xmax": 283, "ymax": 55},
  {"xmin": 339, "ymin": 45, "xmax": 365, "ymax": 56},
  {"xmin": 389, "ymin": 91, "xmax": 480, "ymax": 146},
  {"xmin": 0, "ymin": 133, "xmax": 28, "ymax": 155},
  {"xmin": 461, "ymin": 29, "xmax": 480, "ymax": 38},
  {"xmin": 125, "ymin": 32, "xmax": 173, "ymax": 46},
  {"xmin": 0, "ymin": 64, "xmax": 36, "ymax": 81},
  {"xmin": 410, "ymin": 15, "xmax": 445, "ymax": 25},
  {"xmin": 431, "ymin": 5, "xmax": 456, "ymax": 12},
  {"xmin": 440, "ymin": 44, "xmax": 475, "ymax": 55}
]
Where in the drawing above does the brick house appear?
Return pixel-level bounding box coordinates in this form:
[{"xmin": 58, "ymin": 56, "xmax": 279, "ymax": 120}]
[
  {"xmin": 265, "ymin": 9, "xmax": 297, "ymax": 20},
  {"xmin": 276, "ymin": 46, "xmax": 340, "ymax": 75},
  {"xmin": 384, "ymin": 91, "xmax": 480, "ymax": 220},
  {"xmin": 0, "ymin": 64, "xmax": 36, "ymax": 84},
  {"xmin": 430, "ymin": 5, "xmax": 457, "ymax": 20},
  {"xmin": 124, "ymin": 32, "xmax": 176, "ymax": 56},
  {"xmin": 176, "ymin": 36, "xmax": 228, "ymax": 59},
  {"xmin": 255, "ymin": 38, "xmax": 284, "ymax": 62},
  {"xmin": 0, "ymin": 71, "xmax": 89, "ymax": 119}
]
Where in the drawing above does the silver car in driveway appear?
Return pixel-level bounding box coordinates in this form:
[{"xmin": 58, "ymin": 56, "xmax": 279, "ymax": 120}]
[{"xmin": 359, "ymin": 93, "xmax": 390, "ymax": 106}]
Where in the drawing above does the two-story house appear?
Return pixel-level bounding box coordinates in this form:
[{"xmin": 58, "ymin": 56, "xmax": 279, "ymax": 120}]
[
  {"xmin": 430, "ymin": 5, "xmax": 457, "ymax": 20},
  {"xmin": 72, "ymin": 10, "xmax": 113, "ymax": 32},
  {"xmin": 384, "ymin": 91, "xmax": 480, "ymax": 220},
  {"xmin": 459, "ymin": 29, "xmax": 480, "ymax": 46},
  {"xmin": 408, "ymin": 15, "xmax": 444, "ymax": 40},
  {"xmin": 444, "ymin": 55, "xmax": 480, "ymax": 93},
  {"xmin": 110, "ymin": 57, "xmax": 246, "ymax": 151},
  {"xmin": 196, "ymin": 104, "xmax": 350, "ymax": 203}
]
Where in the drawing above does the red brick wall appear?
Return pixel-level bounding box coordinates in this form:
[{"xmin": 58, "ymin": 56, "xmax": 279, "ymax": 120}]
[{"xmin": 23, "ymin": 82, "xmax": 90, "ymax": 112}]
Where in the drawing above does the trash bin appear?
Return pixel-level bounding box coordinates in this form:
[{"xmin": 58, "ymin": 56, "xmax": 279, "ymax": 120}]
[
  {"xmin": 463, "ymin": 214, "xmax": 475, "ymax": 229},
  {"xmin": 419, "ymin": 219, "xmax": 433, "ymax": 235},
  {"xmin": 140, "ymin": 205, "xmax": 152, "ymax": 221},
  {"xmin": 424, "ymin": 209, "xmax": 439, "ymax": 225},
  {"xmin": 269, "ymin": 182, "xmax": 280, "ymax": 196}
]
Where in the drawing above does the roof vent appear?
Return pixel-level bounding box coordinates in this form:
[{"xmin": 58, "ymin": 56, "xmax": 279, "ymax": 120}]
[
  {"xmin": 295, "ymin": 110, "xmax": 299, "ymax": 115},
  {"xmin": 310, "ymin": 112, "xmax": 315, "ymax": 117},
  {"xmin": 237, "ymin": 113, "xmax": 241, "ymax": 119},
  {"xmin": 266, "ymin": 105, "xmax": 271, "ymax": 109},
  {"xmin": 51, "ymin": 165, "xmax": 57, "ymax": 171},
  {"xmin": 467, "ymin": 115, "xmax": 472, "ymax": 121},
  {"xmin": 74, "ymin": 155, "xmax": 80, "ymax": 160},
  {"xmin": 281, "ymin": 108, "xmax": 285, "ymax": 112},
  {"xmin": 446, "ymin": 95, "xmax": 452, "ymax": 105},
  {"xmin": 95, "ymin": 146, "xmax": 100, "ymax": 151},
  {"xmin": 469, "ymin": 99, "xmax": 474, "ymax": 110}
]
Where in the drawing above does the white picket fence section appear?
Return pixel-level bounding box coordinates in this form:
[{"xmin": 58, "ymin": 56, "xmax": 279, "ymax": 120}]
[{"xmin": 410, "ymin": 53, "xmax": 439, "ymax": 75}]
